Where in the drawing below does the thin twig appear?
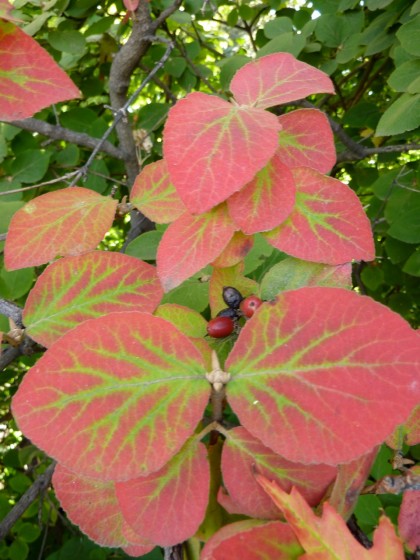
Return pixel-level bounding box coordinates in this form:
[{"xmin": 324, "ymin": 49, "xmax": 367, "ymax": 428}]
[{"xmin": 0, "ymin": 462, "xmax": 56, "ymax": 540}]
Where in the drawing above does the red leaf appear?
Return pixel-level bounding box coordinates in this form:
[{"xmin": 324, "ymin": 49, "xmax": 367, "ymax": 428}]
[
  {"xmin": 227, "ymin": 153, "xmax": 296, "ymax": 234},
  {"xmin": 230, "ymin": 53, "xmax": 334, "ymax": 110},
  {"xmin": 277, "ymin": 109, "xmax": 336, "ymax": 173},
  {"xmin": 201, "ymin": 519, "xmax": 303, "ymax": 560},
  {"xmin": 4, "ymin": 187, "xmax": 117, "ymax": 271},
  {"xmin": 212, "ymin": 231, "xmax": 254, "ymax": 268},
  {"xmin": 221, "ymin": 426, "xmax": 336, "ymax": 519},
  {"xmin": 0, "ymin": 21, "xmax": 80, "ymax": 121},
  {"xmin": 53, "ymin": 464, "xmax": 153, "ymax": 550},
  {"xmin": 23, "ymin": 252, "xmax": 162, "ymax": 347},
  {"xmin": 398, "ymin": 466, "xmax": 420, "ymax": 552},
  {"xmin": 130, "ymin": 159, "xmax": 185, "ymax": 224},
  {"xmin": 157, "ymin": 205, "xmax": 236, "ymax": 292},
  {"xmin": 116, "ymin": 438, "xmax": 210, "ymax": 546},
  {"xmin": 163, "ymin": 92, "xmax": 280, "ymax": 214},
  {"xmin": 264, "ymin": 167, "xmax": 375, "ymax": 264},
  {"xmin": 256, "ymin": 477, "xmax": 405, "ymax": 559},
  {"xmin": 12, "ymin": 312, "xmax": 210, "ymax": 481},
  {"xmin": 328, "ymin": 448, "xmax": 378, "ymax": 520},
  {"xmin": 226, "ymin": 287, "xmax": 420, "ymax": 465},
  {"xmin": 123, "ymin": 0, "xmax": 139, "ymax": 10}
]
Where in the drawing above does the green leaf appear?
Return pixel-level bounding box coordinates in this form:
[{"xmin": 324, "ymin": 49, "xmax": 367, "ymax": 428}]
[
  {"xmin": 11, "ymin": 150, "xmax": 50, "ymax": 183},
  {"xmin": 8, "ymin": 538, "xmax": 29, "ymax": 560},
  {"xmin": 403, "ymin": 249, "xmax": 420, "ymax": 276},
  {"xmin": 137, "ymin": 103, "xmax": 170, "ymax": 132},
  {"xmin": 376, "ymin": 93, "xmax": 420, "ymax": 136},
  {"xmin": 164, "ymin": 56, "xmax": 187, "ymax": 78},
  {"xmin": 218, "ymin": 55, "xmax": 250, "ymax": 91},
  {"xmin": 48, "ymin": 29, "xmax": 87, "ymax": 54},
  {"xmin": 388, "ymin": 60, "xmax": 420, "ymax": 93},
  {"xmin": 264, "ymin": 17, "xmax": 294, "ymax": 38},
  {"xmin": 125, "ymin": 231, "xmax": 163, "ymax": 261},
  {"xmin": 0, "ymin": 263, "xmax": 34, "ymax": 299},
  {"xmin": 361, "ymin": 264, "xmax": 384, "ymax": 290},
  {"xmin": 385, "ymin": 189, "xmax": 420, "ymax": 243},
  {"xmin": 396, "ymin": 14, "xmax": 420, "ymax": 56},
  {"xmin": 256, "ymin": 33, "xmax": 306, "ymax": 58},
  {"xmin": 15, "ymin": 522, "xmax": 41, "ymax": 543}
]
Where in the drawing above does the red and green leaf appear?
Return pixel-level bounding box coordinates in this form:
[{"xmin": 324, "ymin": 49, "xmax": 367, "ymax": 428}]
[
  {"xmin": 328, "ymin": 448, "xmax": 379, "ymax": 520},
  {"xmin": 53, "ymin": 463, "xmax": 153, "ymax": 551},
  {"xmin": 221, "ymin": 426, "xmax": 336, "ymax": 519},
  {"xmin": 277, "ymin": 109, "xmax": 336, "ymax": 173},
  {"xmin": 157, "ymin": 205, "xmax": 236, "ymax": 292},
  {"xmin": 227, "ymin": 154, "xmax": 296, "ymax": 235},
  {"xmin": 212, "ymin": 231, "xmax": 254, "ymax": 268},
  {"xmin": 23, "ymin": 252, "xmax": 162, "ymax": 347},
  {"xmin": 4, "ymin": 187, "xmax": 117, "ymax": 271},
  {"xmin": 116, "ymin": 437, "xmax": 210, "ymax": 546},
  {"xmin": 256, "ymin": 476, "xmax": 405, "ymax": 559},
  {"xmin": 163, "ymin": 91, "xmax": 280, "ymax": 214},
  {"xmin": 12, "ymin": 312, "xmax": 210, "ymax": 481},
  {"xmin": 0, "ymin": 21, "xmax": 80, "ymax": 121},
  {"xmin": 230, "ymin": 53, "xmax": 334, "ymax": 110},
  {"xmin": 260, "ymin": 257, "xmax": 352, "ymax": 301},
  {"xmin": 225, "ymin": 287, "xmax": 420, "ymax": 465},
  {"xmin": 201, "ymin": 519, "xmax": 303, "ymax": 560},
  {"xmin": 130, "ymin": 159, "xmax": 185, "ymax": 224},
  {"xmin": 264, "ymin": 167, "xmax": 375, "ymax": 264},
  {"xmin": 398, "ymin": 466, "xmax": 420, "ymax": 552}
]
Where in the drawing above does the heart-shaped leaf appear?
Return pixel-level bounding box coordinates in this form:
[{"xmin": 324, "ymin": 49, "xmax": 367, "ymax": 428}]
[
  {"xmin": 5, "ymin": 187, "xmax": 117, "ymax": 271},
  {"xmin": 53, "ymin": 463, "xmax": 153, "ymax": 551},
  {"xmin": 256, "ymin": 477, "xmax": 405, "ymax": 559},
  {"xmin": 277, "ymin": 109, "xmax": 336, "ymax": 173},
  {"xmin": 227, "ymin": 153, "xmax": 296, "ymax": 235},
  {"xmin": 163, "ymin": 92, "xmax": 280, "ymax": 214},
  {"xmin": 0, "ymin": 21, "xmax": 80, "ymax": 121},
  {"xmin": 230, "ymin": 53, "xmax": 334, "ymax": 110},
  {"xmin": 201, "ymin": 519, "xmax": 303, "ymax": 560},
  {"xmin": 225, "ymin": 287, "xmax": 420, "ymax": 465},
  {"xmin": 221, "ymin": 426, "xmax": 336, "ymax": 519},
  {"xmin": 157, "ymin": 205, "xmax": 236, "ymax": 292},
  {"xmin": 264, "ymin": 167, "xmax": 375, "ymax": 264},
  {"xmin": 116, "ymin": 437, "xmax": 210, "ymax": 546},
  {"xmin": 12, "ymin": 312, "xmax": 210, "ymax": 481},
  {"xmin": 23, "ymin": 252, "xmax": 163, "ymax": 347},
  {"xmin": 130, "ymin": 159, "xmax": 185, "ymax": 224}
]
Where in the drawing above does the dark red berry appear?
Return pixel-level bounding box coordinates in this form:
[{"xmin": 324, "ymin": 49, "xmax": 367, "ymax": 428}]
[
  {"xmin": 240, "ymin": 295, "xmax": 262, "ymax": 318},
  {"xmin": 217, "ymin": 307, "xmax": 239, "ymax": 319},
  {"xmin": 222, "ymin": 286, "xmax": 243, "ymax": 309},
  {"xmin": 207, "ymin": 316, "xmax": 235, "ymax": 338}
]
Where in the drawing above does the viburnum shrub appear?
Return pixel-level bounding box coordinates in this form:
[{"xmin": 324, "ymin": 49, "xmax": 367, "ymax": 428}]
[{"xmin": 4, "ymin": 53, "xmax": 420, "ymax": 558}]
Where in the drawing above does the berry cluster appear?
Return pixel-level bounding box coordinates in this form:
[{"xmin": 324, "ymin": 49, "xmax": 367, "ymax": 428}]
[{"xmin": 207, "ymin": 287, "xmax": 262, "ymax": 338}]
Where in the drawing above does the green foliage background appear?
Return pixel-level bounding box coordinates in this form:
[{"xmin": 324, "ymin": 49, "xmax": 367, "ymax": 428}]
[{"xmin": 0, "ymin": 0, "xmax": 419, "ymax": 558}]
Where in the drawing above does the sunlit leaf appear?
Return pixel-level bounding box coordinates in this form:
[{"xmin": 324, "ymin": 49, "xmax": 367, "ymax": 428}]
[
  {"xmin": 53, "ymin": 464, "xmax": 153, "ymax": 551},
  {"xmin": 163, "ymin": 91, "xmax": 280, "ymax": 214},
  {"xmin": 130, "ymin": 159, "xmax": 185, "ymax": 224},
  {"xmin": 23, "ymin": 252, "xmax": 162, "ymax": 347},
  {"xmin": 260, "ymin": 257, "xmax": 352, "ymax": 300},
  {"xmin": 116, "ymin": 437, "xmax": 210, "ymax": 546},
  {"xmin": 277, "ymin": 109, "xmax": 336, "ymax": 173},
  {"xmin": 226, "ymin": 287, "xmax": 420, "ymax": 465},
  {"xmin": 230, "ymin": 53, "xmax": 334, "ymax": 110},
  {"xmin": 264, "ymin": 167, "xmax": 375, "ymax": 264},
  {"xmin": 12, "ymin": 312, "xmax": 210, "ymax": 481},
  {"xmin": 201, "ymin": 519, "xmax": 303, "ymax": 560},
  {"xmin": 227, "ymin": 153, "xmax": 296, "ymax": 235},
  {"xmin": 157, "ymin": 205, "xmax": 236, "ymax": 292},
  {"xmin": 221, "ymin": 426, "xmax": 336, "ymax": 519},
  {"xmin": 5, "ymin": 187, "xmax": 117, "ymax": 271},
  {"xmin": 256, "ymin": 477, "xmax": 405, "ymax": 559},
  {"xmin": 0, "ymin": 21, "xmax": 80, "ymax": 121},
  {"xmin": 154, "ymin": 303, "xmax": 208, "ymax": 339}
]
